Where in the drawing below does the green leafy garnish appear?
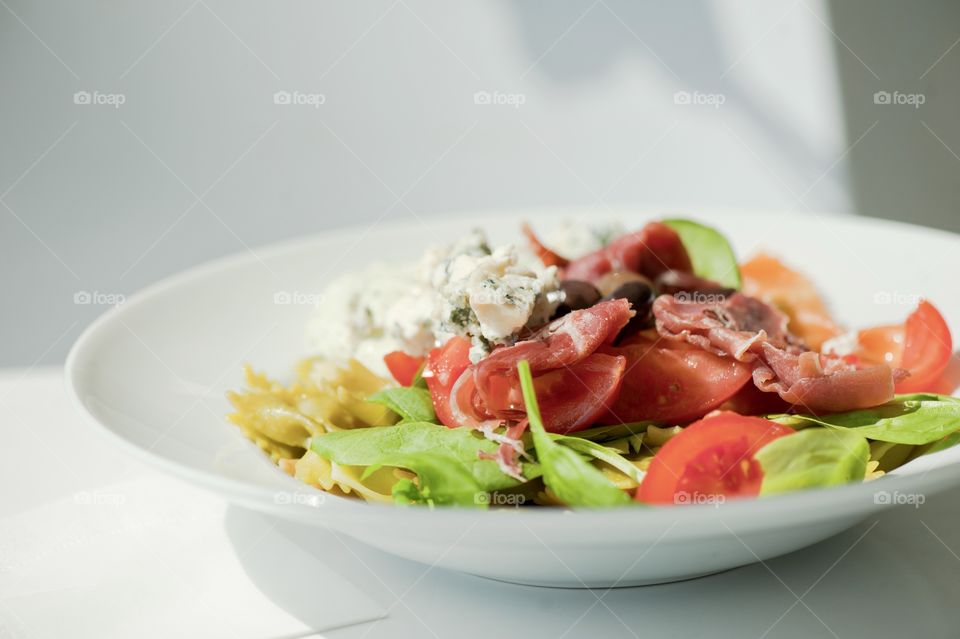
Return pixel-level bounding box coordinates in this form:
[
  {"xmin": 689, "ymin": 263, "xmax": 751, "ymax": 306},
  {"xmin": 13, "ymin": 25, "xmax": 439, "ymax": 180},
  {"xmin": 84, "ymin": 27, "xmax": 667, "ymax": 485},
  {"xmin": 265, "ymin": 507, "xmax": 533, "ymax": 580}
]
[
  {"xmin": 755, "ymin": 428, "xmax": 869, "ymax": 495},
  {"xmin": 768, "ymin": 394, "xmax": 960, "ymax": 445},
  {"xmin": 367, "ymin": 387, "xmax": 436, "ymax": 423},
  {"xmin": 310, "ymin": 421, "xmax": 537, "ymax": 496},
  {"xmin": 663, "ymin": 218, "xmax": 741, "ymax": 289},
  {"xmin": 549, "ymin": 435, "xmax": 642, "ymax": 482},
  {"xmin": 517, "ymin": 360, "xmax": 631, "ymax": 507},
  {"xmin": 565, "ymin": 421, "xmax": 652, "ymax": 443},
  {"xmin": 364, "ymin": 452, "xmax": 484, "ymax": 507}
]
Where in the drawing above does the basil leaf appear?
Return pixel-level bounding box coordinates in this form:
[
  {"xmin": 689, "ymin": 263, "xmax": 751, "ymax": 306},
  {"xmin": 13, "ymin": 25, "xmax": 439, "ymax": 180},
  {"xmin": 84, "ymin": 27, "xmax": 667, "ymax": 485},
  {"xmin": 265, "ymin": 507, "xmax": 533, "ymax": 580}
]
[
  {"xmin": 663, "ymin": 218, "xmax": 741, "ymax": 289},
  {"xmin": 756, "ymin": 428, "xmax": 869, "ymax": 494},
  {"xmin": 310, "ymin": 421, "xmax": 535, "ymax": 493},
  {"xmin": 364, "ymin": 452, "xmax": 484, "ymax": 507},
  {"xmin": 768, "ymin": 394, "xmax": 960, "ymax": 445},
  {"xmin": 550, "ymin": 435, "xmax": 642, "ymax": 482},
  {"xmin": 367, "ymin": 387, "xmax": 436, "ymax": 423},
  {"xmin": 517, "ymin": 360, "xmax": 630, "ymax": 507}
]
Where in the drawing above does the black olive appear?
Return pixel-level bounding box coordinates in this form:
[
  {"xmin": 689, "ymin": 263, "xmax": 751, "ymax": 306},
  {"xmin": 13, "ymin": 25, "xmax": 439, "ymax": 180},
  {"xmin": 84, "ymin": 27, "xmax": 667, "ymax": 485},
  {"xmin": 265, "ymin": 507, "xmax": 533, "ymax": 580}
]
[
  {"xmin": 554, "ymin": 280, "xmax": 601, "ymax": 318},
  {"xmin": 603, "ymin": 281, "xmax": 656, "ymax": 339}
]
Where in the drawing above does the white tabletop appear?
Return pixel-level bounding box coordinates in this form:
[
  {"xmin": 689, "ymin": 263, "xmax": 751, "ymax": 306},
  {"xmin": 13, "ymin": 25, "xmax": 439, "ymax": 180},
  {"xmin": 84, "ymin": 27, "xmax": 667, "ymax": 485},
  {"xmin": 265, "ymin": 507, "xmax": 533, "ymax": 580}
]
[{"xmin": 3, "ymin": 367, "xmax": 960, "ymax": 639}]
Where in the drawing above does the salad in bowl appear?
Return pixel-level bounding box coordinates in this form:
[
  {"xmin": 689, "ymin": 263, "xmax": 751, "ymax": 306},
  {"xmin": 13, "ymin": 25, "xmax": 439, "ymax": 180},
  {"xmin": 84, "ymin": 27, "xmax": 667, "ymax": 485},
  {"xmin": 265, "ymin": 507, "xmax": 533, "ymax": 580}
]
[{"xmin": 227, "ymin": 218, "xmax": 960, "ymax": 508}]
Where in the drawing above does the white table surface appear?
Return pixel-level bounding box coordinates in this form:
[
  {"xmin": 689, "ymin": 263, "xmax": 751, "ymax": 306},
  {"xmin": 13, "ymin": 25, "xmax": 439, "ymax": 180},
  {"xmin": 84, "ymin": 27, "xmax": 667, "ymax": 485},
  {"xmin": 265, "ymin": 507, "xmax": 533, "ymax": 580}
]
[{"xmin": 3, "ymin": 367, "xmax": 960, "ymax": 639}]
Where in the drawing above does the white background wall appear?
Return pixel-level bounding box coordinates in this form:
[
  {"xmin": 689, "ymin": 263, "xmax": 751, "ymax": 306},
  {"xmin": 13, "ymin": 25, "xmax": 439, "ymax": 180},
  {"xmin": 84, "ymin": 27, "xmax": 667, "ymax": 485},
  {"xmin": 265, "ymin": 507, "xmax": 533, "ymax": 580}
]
[{"xmin": 1, "ymin": 0, "xmax": 957, "ymax": 365}]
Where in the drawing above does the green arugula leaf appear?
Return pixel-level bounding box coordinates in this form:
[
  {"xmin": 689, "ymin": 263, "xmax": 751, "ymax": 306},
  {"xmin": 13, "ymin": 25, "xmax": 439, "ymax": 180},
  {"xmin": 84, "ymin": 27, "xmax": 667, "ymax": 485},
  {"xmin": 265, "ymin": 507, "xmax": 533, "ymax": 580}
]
[
  {"xmin": 549, "ymin": 435, "xmax": 642, "ymax": 482},
  {"xmin": 768, "ymin": 394, "xmax": 960, "ymax": 445},
  {"xmin": 917, "ymin": 431, "xmax": 960, "ymax": 458},
  {"xmin": 517, "ymin": 360, "xmax": 631, "ymax": 507},
  {"xmin": 755, "ymin": 428, "xmax": 869, "ymax": 495},
  {"xmin": 363, "ymin": 452, "xmax": 484, "ymax": 507},
  {"xmin": 310, "ymin": 421, "xmax": 536, "ymax": 493},
  {"xmin": 663, "ymin": 218, "xmax": 741, "ymax": 289},
  {"xmin": 565, "ymin": 421, "xmax": 652, "ymax": 443},
  {"xmin": 367, "ymin": 387, "xmax": 436, "ymax": 423},
  {"xmin": 411, "ymin": 361, "xmax": 428, "ymax": 389}
]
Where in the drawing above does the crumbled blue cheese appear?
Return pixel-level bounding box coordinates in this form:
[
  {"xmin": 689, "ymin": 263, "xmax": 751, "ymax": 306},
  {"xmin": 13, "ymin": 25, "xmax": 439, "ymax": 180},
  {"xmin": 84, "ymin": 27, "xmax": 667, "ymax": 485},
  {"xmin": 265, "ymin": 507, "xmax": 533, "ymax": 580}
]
[
  {"xmin": 306, "ymin": 229, "xmax": 560, "ymax": 370},
  {"xmin": 545, "ymin": 220, "xmax": 626, "ymax": 260}
]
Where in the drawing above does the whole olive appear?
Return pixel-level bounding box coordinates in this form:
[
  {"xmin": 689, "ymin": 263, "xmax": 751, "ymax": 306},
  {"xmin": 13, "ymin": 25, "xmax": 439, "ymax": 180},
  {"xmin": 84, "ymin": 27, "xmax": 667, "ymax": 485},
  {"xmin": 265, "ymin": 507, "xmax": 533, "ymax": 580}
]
[
  {"xmin": 603, "ymin": 280, "xmax": 656, "ymax": 338},
  {"xmin": 553, "ymin": 280, "xmax": 601, "ymax": 318}
]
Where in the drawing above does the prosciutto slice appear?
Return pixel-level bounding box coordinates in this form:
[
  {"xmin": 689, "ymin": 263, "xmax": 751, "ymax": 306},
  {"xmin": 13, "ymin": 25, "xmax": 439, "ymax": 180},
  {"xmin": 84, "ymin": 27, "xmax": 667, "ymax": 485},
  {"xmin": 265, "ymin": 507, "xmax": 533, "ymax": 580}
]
[
  {"xmin": 563, "ymin": 222, "xmax": 693, "ymax": 284},
  {"xmin": 469, "ymin": 299, "xmax": 633, "ymax": 433},
  {"xmin": 653, "ymin": 292, "xmax": 896, "ymax": 413}
]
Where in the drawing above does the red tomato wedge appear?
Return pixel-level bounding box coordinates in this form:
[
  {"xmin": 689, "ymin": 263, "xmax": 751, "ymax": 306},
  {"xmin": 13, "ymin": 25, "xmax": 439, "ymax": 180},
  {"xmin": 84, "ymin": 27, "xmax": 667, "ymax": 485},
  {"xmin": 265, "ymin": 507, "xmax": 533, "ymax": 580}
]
[
  {"xmin": 384, "ymin": 351, "xmax": 425, "ymax": 387},
  {"xmin": 482, "ymin": 353, "xmax": 627, "ymax": 434},
  {"xmin": 740, "ymin": 253, "xmax": 841, "ymax": 350},
  {"xmin": 855, "ymin": 300, "xmax": 953, "ymax": 393},
  {"xmin": 599, "ymin": 332, "xmax": 752, "ymax": 425},
  {"xmin": 637, "ymin": 412, "xmax": 793, "ymax": 505},
  {"xmin": 424, "ymin": 337, "xmax": 473, "ymax": 427}
]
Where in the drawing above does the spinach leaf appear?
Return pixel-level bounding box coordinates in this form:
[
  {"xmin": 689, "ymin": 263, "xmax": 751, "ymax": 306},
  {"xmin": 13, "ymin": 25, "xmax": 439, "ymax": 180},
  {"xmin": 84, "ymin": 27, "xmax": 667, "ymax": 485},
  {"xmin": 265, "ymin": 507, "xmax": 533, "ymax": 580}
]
[
  {"xmin": 310, "ymin": 421, "xmax": 535, "ymax": 493},
  {"xmin": 663, "ymin": 218, "xmax": 741, "ymax": 289},
  {"xmin": 367, "ymin": 387, "xmax": 436, "ymax": 423},
  {"xmin": 755, "ymin": 428, "xmax": 869, "ymax": 495},
  {"xmin": 518, "ymin": 360, "xmax": 631, "ymax": 507},
  {"xmin": 768, "ymin": 394, "xmax": 960, "ymax": 445},
  {"xmin": 363, "ymin": 452, "xmax": 484, "ymax": 507},
  {"xmin": 549, "ymin": 435, "xmax": 642, "ymax": 483}
]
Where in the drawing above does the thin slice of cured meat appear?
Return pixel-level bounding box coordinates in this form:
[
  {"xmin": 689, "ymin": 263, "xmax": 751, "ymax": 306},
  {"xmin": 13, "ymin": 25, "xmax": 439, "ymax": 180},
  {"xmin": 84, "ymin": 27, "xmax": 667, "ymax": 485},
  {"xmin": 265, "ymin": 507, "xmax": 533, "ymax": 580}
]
[
  {"xmin": 469, "ymin": 299, "xmax": 634, "ymax": 433},
  {"xmin": 653, "ymin": 292, "xmax": 896, "ymax": 413},
  {"xmin": 563, "ymin": 222, "xmax": 693, "ymax": 284}
]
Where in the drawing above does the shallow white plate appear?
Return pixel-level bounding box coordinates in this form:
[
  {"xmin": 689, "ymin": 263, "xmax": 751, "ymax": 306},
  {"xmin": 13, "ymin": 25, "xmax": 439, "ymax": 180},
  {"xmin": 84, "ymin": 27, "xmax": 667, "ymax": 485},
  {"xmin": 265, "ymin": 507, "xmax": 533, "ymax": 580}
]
[{"xmin": 66, "ymin": 209, "xmax": 960, "ymax": 587}]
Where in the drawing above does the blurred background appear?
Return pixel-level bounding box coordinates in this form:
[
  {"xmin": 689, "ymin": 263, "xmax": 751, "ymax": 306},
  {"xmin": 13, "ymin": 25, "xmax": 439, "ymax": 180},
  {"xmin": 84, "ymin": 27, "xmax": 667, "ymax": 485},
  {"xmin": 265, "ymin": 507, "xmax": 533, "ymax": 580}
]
[{"xmin": 1, "ymin": 0, "xmax": 958, "ymax": 366}]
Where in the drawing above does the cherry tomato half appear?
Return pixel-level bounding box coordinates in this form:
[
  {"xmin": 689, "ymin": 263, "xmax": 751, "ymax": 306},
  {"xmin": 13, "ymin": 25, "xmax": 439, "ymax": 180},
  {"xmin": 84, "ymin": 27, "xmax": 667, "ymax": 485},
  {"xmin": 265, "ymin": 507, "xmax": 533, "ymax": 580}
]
[
  {"xmin": 424, "ymin": 337, "xmax": 472, "ymax": 427},
  {"xmin": 383, "ymin": 351, "xmax": 425, "ymax": 387},
  {"xmin": 637, "ymin": 412, "xmax": 793, "ymax": 505}
]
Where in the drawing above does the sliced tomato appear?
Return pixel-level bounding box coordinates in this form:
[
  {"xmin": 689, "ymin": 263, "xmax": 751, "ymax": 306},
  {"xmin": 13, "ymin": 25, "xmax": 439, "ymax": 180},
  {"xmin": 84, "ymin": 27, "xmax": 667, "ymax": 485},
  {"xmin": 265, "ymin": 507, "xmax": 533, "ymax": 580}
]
[
  {"xmin": 599, "ymin": 332, "xmax": 752, "ymax": 425},
  {"xmin": 637, "ymin": 412, "xmax": 793, "ymax": 505},
  {"xmin": 522, "ymin": 223, "xmax": 569, "ymax": 268},
  {"xmin": 740, "ymin": 253, "xmax": 841, "ymax": 350},
  {"xmin": 855, "ymin": 300, "xmax": 953, "ymax": 393},
  {"xmin": 424, "ymin": 337, "xmax": 472, "ymax": 427},
  {"xmin": 482, "ymin": 353, "xmax": 627, "ymax": 434},
  {"xmin": 384, "ymin": 351, "xmax": 425, "ymax": 387}
]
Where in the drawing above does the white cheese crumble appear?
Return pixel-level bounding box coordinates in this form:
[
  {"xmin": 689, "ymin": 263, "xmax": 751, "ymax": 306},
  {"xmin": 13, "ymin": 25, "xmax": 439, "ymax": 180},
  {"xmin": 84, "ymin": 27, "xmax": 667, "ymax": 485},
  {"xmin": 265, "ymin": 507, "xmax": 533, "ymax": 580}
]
[{"xmin": 305, "ymin": 229, "xmax": 560, "ymax": 371}]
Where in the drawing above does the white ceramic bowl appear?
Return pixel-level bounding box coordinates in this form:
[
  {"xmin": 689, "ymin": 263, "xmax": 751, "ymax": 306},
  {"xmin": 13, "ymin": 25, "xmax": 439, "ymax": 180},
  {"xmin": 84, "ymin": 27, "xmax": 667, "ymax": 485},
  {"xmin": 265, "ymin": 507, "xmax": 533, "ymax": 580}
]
[{"xmin": 66, "ymin": 210, "xmax": 960, "ymax": 587}]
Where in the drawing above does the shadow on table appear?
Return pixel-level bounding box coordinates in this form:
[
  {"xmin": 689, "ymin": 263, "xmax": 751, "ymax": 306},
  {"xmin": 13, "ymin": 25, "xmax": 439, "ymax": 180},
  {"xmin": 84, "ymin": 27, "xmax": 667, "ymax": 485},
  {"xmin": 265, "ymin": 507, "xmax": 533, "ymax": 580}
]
[{"xmin": 225, "ymin": 491, "xmax": 960, "ymax": 638}]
